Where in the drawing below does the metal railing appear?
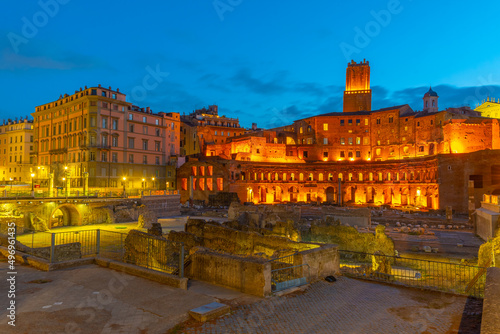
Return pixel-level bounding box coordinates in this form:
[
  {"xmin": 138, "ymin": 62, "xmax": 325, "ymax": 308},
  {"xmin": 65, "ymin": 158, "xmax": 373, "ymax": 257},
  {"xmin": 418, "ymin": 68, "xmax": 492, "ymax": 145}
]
[
  {"xmin": 339, "ymin": 250, "xmax": 487, "ymax": 298},
  {"xmin": 123, "ymin": 236, "xmax": 184, "ymax": 275},
  {"xmin": 271, "ymin": 264, "xmax": 310, "ymax": 292},
  {"xmin": 0, "ymin": 188, "xmax": 178, "ymax": 199},
  {"xmin": 13, "ymin": 228, "xmax": 185, "ymax": 277}
]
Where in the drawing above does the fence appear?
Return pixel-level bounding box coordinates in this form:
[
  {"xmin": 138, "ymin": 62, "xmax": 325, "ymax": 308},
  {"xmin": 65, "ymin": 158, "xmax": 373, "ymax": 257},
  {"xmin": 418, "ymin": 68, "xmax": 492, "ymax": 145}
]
[
  {"xmin": 339, "ymin": 250, "xmax": 487, "ymax": 298},
  {"xmin": 14, "ymin": 229, "xmax": 185, "ymax": 277},
  {"xmin": 0, "ymin": 188, "xmax": 178, "ymax": 199},
  {"xmin": 268, "ymin": 253, "xmax": 309, "ymax": 292}
]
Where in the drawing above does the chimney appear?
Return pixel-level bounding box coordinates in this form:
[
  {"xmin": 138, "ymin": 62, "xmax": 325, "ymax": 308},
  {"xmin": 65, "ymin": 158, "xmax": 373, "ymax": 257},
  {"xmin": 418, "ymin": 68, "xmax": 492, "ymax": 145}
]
[
  {"xmin": 85, "ymin": 85, "xmax": 87, "ymax": 89},
  {"xmin": 109, "ymin": 86, "xmax": 111, "ymax": 90},
  {"xmin": 146, "ymin": 107, "xmax": 150, "ymax": 113},
  {"xmin": 117, "ymin": 88, "xmax": 120, "ymax": 92},
  {"xmin": 252, "ymin": 123, "xmax": 257, "ymax": 131},
  {"xmin": 98, "ymin": 84, "xmax": 101, "ymax": 87}
]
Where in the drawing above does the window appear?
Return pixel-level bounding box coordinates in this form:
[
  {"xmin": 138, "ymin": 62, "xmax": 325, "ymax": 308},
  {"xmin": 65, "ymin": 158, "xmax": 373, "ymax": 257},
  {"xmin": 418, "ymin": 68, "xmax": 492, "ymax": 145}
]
[
  {"xmin": 356, "ymin": 119, "xmax": 360, "ymax": 126},
  {"xmin": 91, "ymin": 89, "xmax": 97, "ymax": 95},
  {"xmin": 217, "ymin": 178, "xmax": 223, "ymax": 191},
  {"xmin": 340, "ymin": 120, "xmax": 344, "ymax": 126},
  {"xmin": 155, "ymin": 128, "xmax": 160, "ymax": 136},
  {"xmin": 356, "ymin": 137, "xmax": 361, "ymax": 145},
  {"xmin": 101, "ymin": 152, "xmax": 107, "ymax": 162},
  {"xmin": 112, "ymin": 119, "xmax": 118, "ymax": 130},
  {"xmin": 376, "ymin": 118, "xmax": 381, "ymax": 125},
  {"xmin": 112, "ymin": 136, "xmax": 118, "ymax": 147},
  {"xmin": 348, "ymin": 151, "xmax": 353, "ymax": 158},
  {"xmin": 102, "ymin": 117, "xmax": 108, "ymax": 129},
  {"xmin": 418, "ymin": 146, "xmax": 424, "ymax": 152},
  {"xmin": 129, "ymin": 124, "xmax": 134, "ymax": 132},
  {"xmin": 340, "ymin": 151, "xmax": 345, "ymax": 158},
  {"xmin": 348, "ymin": 137, "xmax": 353, "ymax": 145},
  {"xmin": 340, "ymin": 138, "xmax": 345, "ymax": 145},
  {"xmin": 348, "ymin": 119, "xmax": 352, "ymax": 126},
  {"xmin": 323, "ymin": 138, "xmax": 328, "ymax": 145},
  {"xmin": 129, "ymin": 114, "xmax": 133, "ymax": 120},
  {"xmin": 142, "ymin": 140, "xmax": 148, "ymax": 150},
  {"xmin": 323, "ymin": 151, "xmax": 328, "ymax": 158},
  {"xmin": 129, "ymin": 154, "xmax": 134, "ymax": 163},
  {"xmin": 323, "ymin": 123, "xmax": 328, "ymax": 131},
  {"xmin": 112, "ymin": 153, "xmax": 118, "ymax": 163},
  {"xmin": 417, "ymin": 122, "xmax": 420, "ymax": 127},
  {"xmin": 376, "ymin": 148, "xmax": 381, "ymax": 156},
  {"xmin": 356, "ymin": 151, "xmax": 361, "ymax": 158},
  {"xmin": 155, "ymin": 141, "xmax": 161, "ymax": 152},
  {"xmin": 215, "ymin": 131, "xmax": 218, "ymax": 136},
  {"xmin": 389, "ymin": 116, "xmax": 394, "ymax": 123},
  {"xmin": 128, "ymin": 137, "xmax": 135, "ymax": 149},
  {"xmin": 363, "ymin": 137, "xmax": 369, "ymax": 145},
  {"xmin": 143, "ymin": 126, "xmax": 148, "ymax": 134},
  {"xmin": 102, "ymin": 91, "xmax": 106, "ymax": 97},
  {"xmin": 143, "ymin": 155, "xmax": 147, "ymax": 164},
  {"xmin": 365, "ymin": 118, "xmax": 369, "ymax": 125},
  {"xmin": 403, "ymin": 146, "xmax": 409, "ymax": 154},
  {"xmin": 89, "ymin": 152, "xmax": 96, "ymax": 161},
  {"xmin": 143, "ymin": 116, "xmax": 147, "ymax": 123},
  {"xmin": 303, "ymin": 151, "xmax": 308, "ymax": 158},
  {"xmin": 155, "ymin": 119, "xmax": 159, "ymax": 125}
]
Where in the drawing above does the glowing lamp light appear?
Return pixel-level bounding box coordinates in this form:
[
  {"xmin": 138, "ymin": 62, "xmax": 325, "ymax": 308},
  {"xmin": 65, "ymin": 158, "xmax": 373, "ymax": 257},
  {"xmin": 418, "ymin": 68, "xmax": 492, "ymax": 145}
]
[
  {"xmin": 366, "ymin": 158, "xmax": 371, "ymax": 161},
  {"xmin": 416, "ymin": 189, "xmax": 421, "ymax": 196},
  {"xmin": 349, "ymin": 158, "xmax": 354, "ymax": 161},
  {"xmin": 64, "ymin": 166, "xmax": 68, "ymax": 170},
  {"xmin": 122, "ymin": 177, "xmax": 127, "ymax": 181},
  {"xmin": 323, "ymin": 158, "xmax": 328, "ymax": 162},
  {"xmin": 30, "ymin": 173, "xmax": 35, "ymax": 178},
  {"xmin": 337, "ymin": 158, "xmax": 343, "ymax": 161}
]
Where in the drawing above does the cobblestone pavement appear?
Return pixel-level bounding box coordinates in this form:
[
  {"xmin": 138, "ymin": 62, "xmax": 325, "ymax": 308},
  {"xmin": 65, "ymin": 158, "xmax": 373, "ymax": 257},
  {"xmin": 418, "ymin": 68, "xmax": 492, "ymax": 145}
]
[
  {"xmin": 0, "ymin": 262, "xmax": 217, "ymax": 334},
  {"xmin": 183, "ymin": 277, "xmax": 469, "ymax": 334}
]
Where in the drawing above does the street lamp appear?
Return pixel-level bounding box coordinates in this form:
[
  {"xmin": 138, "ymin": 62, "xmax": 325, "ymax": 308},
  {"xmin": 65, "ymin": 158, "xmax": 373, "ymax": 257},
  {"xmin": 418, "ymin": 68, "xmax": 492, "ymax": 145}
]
[
  {"xmin": 142, "ymin": 178, "xmax": 145, "ymax": 192},
  {"xmin": 62, "ymin": 177, "xmax": 66, "ymax": 197},
  {"xmin": 152, "ymin": 177, "xmax": 156, "ymax": 190},
  {"xmin": 122, "ymin": 177, "xmax": 127, "ymax": 197},
  {"xmin": 30, "ymin": 173, "xmax": 35, "ymax": 192}
]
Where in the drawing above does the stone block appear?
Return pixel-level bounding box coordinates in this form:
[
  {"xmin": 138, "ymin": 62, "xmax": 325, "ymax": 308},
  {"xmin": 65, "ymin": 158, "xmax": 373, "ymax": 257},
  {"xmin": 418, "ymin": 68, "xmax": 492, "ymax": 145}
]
[{"xmin": 189, "ymin": 302, "xmax": 230, "ymax": 322}]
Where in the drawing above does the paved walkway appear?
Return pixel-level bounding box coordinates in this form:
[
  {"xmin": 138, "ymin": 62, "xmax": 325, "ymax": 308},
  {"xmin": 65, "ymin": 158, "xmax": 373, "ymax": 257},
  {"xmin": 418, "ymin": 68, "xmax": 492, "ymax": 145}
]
[
  {"xmin": 0, "ymin": 261, "xmax": 237, "ymax": 334},
  {"xmin": 183, "ymin": 278, "xmax": 469, "ymax": 334}
]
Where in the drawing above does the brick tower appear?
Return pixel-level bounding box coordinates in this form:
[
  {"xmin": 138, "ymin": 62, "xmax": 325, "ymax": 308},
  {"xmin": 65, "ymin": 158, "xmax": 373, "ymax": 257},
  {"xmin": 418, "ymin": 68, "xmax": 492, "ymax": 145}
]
[{"xmin": 343, "ymin": 59, "xmax": 372, "ymax": 112}]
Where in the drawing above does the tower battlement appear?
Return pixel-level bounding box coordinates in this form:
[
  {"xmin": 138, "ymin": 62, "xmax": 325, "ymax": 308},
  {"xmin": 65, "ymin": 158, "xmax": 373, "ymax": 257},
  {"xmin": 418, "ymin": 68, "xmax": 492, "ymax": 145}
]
[{"xmin": 343, "ymin": 59, "xmax": 372, "ymax": 112}]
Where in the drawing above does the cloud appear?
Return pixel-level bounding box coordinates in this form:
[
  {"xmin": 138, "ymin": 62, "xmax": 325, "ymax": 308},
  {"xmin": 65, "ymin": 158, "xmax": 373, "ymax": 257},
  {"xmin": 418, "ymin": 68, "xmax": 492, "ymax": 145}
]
[
  {"xmin": 375, "ymin": 84, "xmax": 500, "ymax": 111},
  {"xmin": 230, "ymin": 68, "xmax": 289, "ymax": 95}
]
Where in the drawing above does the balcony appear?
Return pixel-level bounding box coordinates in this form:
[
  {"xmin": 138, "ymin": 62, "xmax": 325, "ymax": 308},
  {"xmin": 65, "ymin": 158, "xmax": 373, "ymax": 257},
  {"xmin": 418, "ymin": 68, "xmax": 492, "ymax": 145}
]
[
  {"xmin": 79, "ymin": 144, "xmax": 111, "ymax": 150},
  {"xmin": 49, "ymin": 148, "xmax": 67, "ymax": 154}
]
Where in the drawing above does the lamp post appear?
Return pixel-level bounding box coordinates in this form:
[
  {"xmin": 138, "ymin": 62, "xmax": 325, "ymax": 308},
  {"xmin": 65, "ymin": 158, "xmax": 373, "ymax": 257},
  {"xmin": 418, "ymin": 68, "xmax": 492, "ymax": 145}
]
[
  {"xmin": 62, "ymin": 177, "xmax": 66, "ymax": 197},
  {"xmin": 122, "ymin": 177, "xmax": 127, "ymax": 197},
  {"xmin": 142, "ymin": 178, "xmax": 145, "ymax": 195},
  {"xmin": 152, "ymin": 177, "xmax": 156, "ymax": 190},
  {"xmin": 30, "ymin": 173, "xmax": 35, "ymax": 191}
]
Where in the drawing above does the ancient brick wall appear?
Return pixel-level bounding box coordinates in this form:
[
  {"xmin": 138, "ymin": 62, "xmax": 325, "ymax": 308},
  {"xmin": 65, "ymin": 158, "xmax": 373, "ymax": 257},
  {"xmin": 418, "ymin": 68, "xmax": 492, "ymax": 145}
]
[{"xmin": 187, "ymin": 248, "xmax": 271, "ymax": 296}]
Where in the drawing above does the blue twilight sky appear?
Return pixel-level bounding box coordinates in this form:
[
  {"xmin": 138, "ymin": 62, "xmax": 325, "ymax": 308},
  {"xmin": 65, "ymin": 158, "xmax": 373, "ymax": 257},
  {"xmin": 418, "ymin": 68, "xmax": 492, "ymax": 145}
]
[{"xmin": 1, "ymin": 0, "xmax": 500, "ymax": 128}]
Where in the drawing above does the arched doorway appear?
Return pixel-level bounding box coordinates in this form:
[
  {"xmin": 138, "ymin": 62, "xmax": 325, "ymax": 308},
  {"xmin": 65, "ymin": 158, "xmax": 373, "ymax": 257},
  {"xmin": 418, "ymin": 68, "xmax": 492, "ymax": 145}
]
[
  {"xmin": 50, "ymin": 204, "xmax": 81, "ymax": 228},
  {"xmin": 401, "ymin": 188, "xmax": 409, "ymax": 206},
  {"xmin": 383, "ymin": 188, "xmax": 393, "ymax": 205},
  {"xmin": 366, "ymin": 187, "xmax": 375, "ymax": 204},
  {"xmin": 288, "ymin": 186, "xmax": 298, "ymax": 202},
  {"xmin": 259, "ymin": 187, "xmax": 267, "ymax": 203},
  {"xmin": 274, "ymin": 186, "xmax": 283, "ymax": 202},
  {"xmin": 325, "ymin": 187, "xmax": 335, "ymax": 203},
  {"xmin": 246, "ymin": 187, "xmax": 254, "ymax": 202}
]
